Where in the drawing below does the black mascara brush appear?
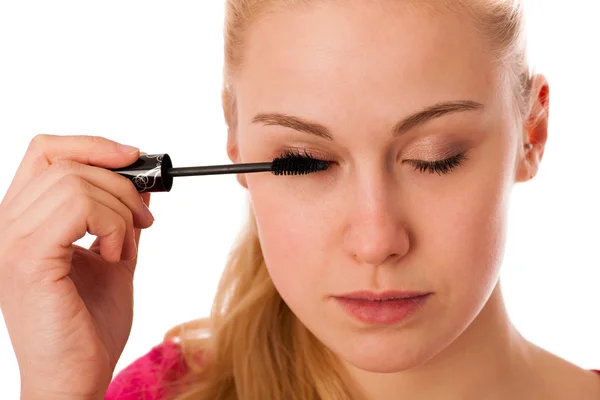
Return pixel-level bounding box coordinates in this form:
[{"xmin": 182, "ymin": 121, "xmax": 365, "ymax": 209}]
[{"xmin": 108, "ymin": 153, "xmax": 329, "ymax": 193}]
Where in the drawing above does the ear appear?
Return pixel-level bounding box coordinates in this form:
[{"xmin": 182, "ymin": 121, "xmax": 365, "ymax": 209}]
[
  {"xmin": 515, "ymin": 74, "xmax": 550, "ymax": 183},
  {"xmin": 227, "ymin": 127, "xmax": 248, "ymax": 189}
]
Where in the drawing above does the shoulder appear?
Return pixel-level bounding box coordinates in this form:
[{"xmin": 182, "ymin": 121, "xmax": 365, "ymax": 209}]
[{"xmin": 105, "ymin": 340, "xmax": 188, "ymax": 400}]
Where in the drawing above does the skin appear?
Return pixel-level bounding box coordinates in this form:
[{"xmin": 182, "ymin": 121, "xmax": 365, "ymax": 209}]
[{"xmin": 225, "ymin": 1, "xmax": 600, "ymax": 399}]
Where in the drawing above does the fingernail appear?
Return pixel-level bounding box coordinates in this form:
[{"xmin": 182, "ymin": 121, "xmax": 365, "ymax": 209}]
[{"xmin": 119, "ymin": 144, "xmax": 139, "ymax": 154}]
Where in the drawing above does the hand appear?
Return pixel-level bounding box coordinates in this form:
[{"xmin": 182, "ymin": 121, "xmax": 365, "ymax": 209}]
[{"xmin": 0, "ymin": 134, "xmax": 155, "ymax": 399}]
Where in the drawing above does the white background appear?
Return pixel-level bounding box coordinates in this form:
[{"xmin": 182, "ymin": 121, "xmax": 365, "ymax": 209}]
[{"xmin": 0, "ymin": 1, "xmax": 598, "ymax": 398}]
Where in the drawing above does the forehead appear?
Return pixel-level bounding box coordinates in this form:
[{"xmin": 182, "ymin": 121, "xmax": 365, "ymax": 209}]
[{"xmin": 235, "ymin": 1, "xmax": 503, "ymax": 127}]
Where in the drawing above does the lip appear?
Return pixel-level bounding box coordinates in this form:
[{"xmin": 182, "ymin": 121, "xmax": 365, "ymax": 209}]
[
  {"xmin": 334, "ymin": 290, "xmax": 430, "ymax": 300},
  {"xmin": 332, "ymin": 291, "xmax": 431, "ymax": 325}
]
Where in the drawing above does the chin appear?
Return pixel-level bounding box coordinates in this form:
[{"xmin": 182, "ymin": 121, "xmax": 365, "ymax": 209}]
[
  {"xmin": 342, "ymin": 350, "xmax": 429, "ymax": 374},
  {"xmin": 328, "ymin": 332, "xmax": 444, "ymax": 373}
]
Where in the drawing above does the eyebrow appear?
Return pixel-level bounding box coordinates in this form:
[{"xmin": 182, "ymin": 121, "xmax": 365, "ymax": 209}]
[{"xmin": 252, "ymin": 100, "xmax": 484, "ymax": 141}]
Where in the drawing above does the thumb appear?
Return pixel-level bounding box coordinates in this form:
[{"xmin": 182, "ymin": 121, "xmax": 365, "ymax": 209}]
[
  {"xmin": 133, "ymin": 192, "xmax": 152, "ymax": 247},
  {"xmin": 120, "ymin": 191, "xmax": 151, "ymax": 271},
  {"xmin": 126, "ymin": 152, "xmax": 153, "ymax": 264},
  {"xmin": 133, "ymin": 150, "xmax": 152, "ymax": 247}
]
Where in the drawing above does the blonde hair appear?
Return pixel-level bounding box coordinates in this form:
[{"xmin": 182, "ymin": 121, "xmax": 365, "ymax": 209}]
[{"xmin": 164, "ymin": 1, "xmax": 541, "ymax": 399}]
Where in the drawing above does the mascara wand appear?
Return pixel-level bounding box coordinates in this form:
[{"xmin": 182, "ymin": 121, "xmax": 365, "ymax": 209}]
[{"xmin": 108, "ymin": 153, "xmax": 329, "ymax": 193}]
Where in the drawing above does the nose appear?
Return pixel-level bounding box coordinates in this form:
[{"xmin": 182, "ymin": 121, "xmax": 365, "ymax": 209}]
[{"xmin": 342, "ymin": 179, "xmax": 410, "ymax": 267}]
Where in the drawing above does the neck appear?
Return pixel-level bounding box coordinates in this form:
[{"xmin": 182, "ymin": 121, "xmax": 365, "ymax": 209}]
[{"xmin": 343, "ymin": 282, "xmax": 535, "ymax": 400}]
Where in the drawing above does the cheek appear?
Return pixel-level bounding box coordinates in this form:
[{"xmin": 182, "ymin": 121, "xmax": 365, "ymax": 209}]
[
  {"xmin": 441, "ymin": 187, "xmax": 507, "ymax": 288},
  {"xmin": 247, "ymin": 177, "xmax": 332, "ymax": 301},
  {"xmin": 420, "ymin": 147, "xmax": 511, "ymax": 312}
]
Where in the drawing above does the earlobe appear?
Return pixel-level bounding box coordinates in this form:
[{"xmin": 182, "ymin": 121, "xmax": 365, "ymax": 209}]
[
  {"xmin": 226, "ymin": 135, "xmax": 239, "ymax": 164},
  {"xmin": 236, "ymin": 172, "xmax": 248, "ymax": 189},
  {"xmin": 515, "ymin": 142, "xmax": 536, "ymax": 182},
  {"xmin": 226, "ymin": 129, "xmax": 248, "ymax": 189}
]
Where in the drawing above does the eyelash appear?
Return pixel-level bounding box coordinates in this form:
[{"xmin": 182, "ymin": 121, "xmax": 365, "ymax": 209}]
[
  {"xmin": 277, "ymin": 148, "xmax": 467, "ymax": 175},
  {"xmin": 410, "ymin": 152, "xmax": 468, "ymax": 175}
]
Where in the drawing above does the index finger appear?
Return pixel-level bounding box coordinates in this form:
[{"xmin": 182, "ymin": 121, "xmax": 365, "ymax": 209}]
[{"xmin": 2, "ymin": 134, "xmax": 140, "ymax": 208}]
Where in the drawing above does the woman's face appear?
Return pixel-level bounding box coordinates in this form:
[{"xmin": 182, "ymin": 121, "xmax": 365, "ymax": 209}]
[{"xmin": 230, "ymin": 2, "xmax": 525, "ymax": 372}]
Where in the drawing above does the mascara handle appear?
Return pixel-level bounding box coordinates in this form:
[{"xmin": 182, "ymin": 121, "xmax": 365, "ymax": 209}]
[{"xmin": 109, "ymin": 153, "xmax": 174, "ymax": 193}]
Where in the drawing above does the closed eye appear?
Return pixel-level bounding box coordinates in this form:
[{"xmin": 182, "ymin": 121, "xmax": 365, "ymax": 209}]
[
  {"xmin": 408, "ymin": 152, "xmax": 467, "ymax": 175},
  {"xmin": 275, "ymin": 148, "xmax": 468, "ymax": 176}
]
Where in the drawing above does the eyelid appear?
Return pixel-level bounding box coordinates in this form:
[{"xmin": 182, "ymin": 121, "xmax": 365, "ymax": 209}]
[
  {"xmin": 278, "ymin": 143, "xmax": 468, "ymax": 167},
  {"xmin": 409, "ymin": 152, "xmax": 468, "ymax": 175},
  {"xmin": 401, "ymin": 140, "xmax": 469, "ymax": 161},
  {"xmin": 280, "ymin": 146, "xmax": 336, "ymax": 161}
]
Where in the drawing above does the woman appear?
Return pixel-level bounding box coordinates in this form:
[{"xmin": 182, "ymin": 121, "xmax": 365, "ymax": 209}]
[{"xmin": 1, "ymin": 0, "xmax": 599, "ymax": 399}]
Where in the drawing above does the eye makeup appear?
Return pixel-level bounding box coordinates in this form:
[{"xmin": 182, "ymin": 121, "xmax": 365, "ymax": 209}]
[
  {"xmin": 275, "ymin": 146, "xmax": 469, "ymax": 176},
  {"xmin": 408, "ymin": 152, "xmax": 468, "ymax": 175}
]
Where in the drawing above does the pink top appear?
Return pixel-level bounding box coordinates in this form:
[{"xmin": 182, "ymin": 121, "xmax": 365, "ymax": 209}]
[
  {"xmin": 105, "ymin": 341, "xmax": 600, "ymax": 400},
  {"xmin": 105, "ymin": 341, "xmax": 188, "ymax": 400}
]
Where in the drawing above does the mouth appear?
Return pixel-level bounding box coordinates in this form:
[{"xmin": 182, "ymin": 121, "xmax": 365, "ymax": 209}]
[
  {"xmin": 332, "ymin": 291, "xmax": 432, "ymax": 325},
  {"xmin": 334, "ymin": 290, "xmax": 431, "ymax": 301}
]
